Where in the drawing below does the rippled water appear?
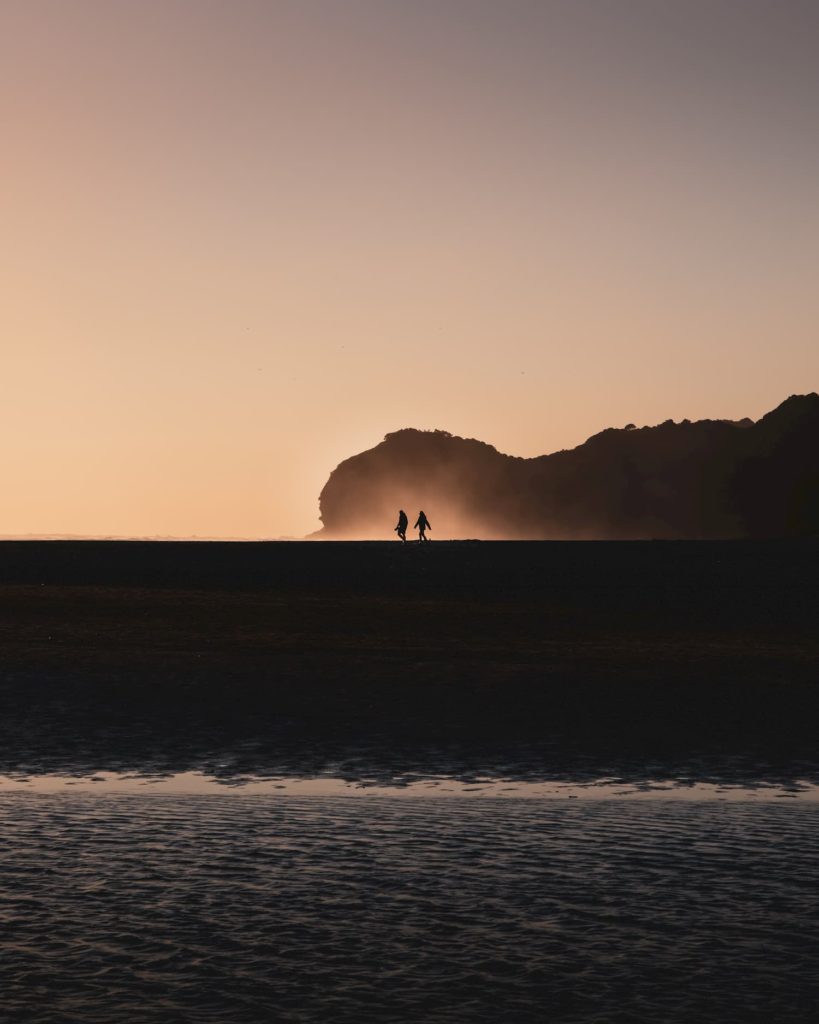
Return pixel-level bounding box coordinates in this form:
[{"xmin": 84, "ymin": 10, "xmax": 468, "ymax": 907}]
[{"xmin": 2, "ymin": 794, "xmax": 818, "ymax": 1023}]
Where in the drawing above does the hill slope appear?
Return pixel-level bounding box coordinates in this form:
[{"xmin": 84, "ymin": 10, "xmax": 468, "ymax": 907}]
[{"xmin": 315, "ymin": 394, "xmax": 819, "ymax": 539}]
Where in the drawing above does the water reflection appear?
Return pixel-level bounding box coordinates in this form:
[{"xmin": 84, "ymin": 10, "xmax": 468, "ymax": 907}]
[
  {"xmin": 3, "ymin": 680, "xmax": 818, "ymax": 797},
  {"xmin": 1, "ymin": 769, "xmax": 817, "ymax": 801}
]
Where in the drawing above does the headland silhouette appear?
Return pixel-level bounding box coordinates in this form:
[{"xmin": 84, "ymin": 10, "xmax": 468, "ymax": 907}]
[{"xmin": 315, "ymin": 394, "xmax": 819, "ymax": 539}]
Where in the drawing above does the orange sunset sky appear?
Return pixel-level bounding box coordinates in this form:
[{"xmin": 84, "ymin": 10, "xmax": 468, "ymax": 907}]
[{"xmin": 2, "ymin": 0, "xmax": 817, "ymax": 538}]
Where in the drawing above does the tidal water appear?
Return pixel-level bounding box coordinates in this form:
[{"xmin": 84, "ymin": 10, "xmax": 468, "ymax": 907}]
[{"xmin": 2, "ymin": 791, "xmax": 818, "ymax": 1023}]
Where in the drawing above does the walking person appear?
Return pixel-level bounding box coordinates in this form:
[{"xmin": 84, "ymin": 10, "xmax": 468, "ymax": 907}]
[
  {"xmin": 395, "ymin": 509, "xmax": 408, "ymax": 542},
  {"xmin": 414, "ymin": 510, "xmax": 431, "ymax": 542}
]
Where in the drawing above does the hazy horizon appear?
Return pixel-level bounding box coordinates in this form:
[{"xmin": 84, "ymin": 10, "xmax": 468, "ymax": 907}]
[{"xmin": 3, "ymin": 1, "xmax": 817, "ymax": 538}]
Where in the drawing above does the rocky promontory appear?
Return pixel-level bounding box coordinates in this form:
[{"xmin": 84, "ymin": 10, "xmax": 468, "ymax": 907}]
[{"xmin": 315, "ymin": 394, "xmax": 819, "ymax": 539}]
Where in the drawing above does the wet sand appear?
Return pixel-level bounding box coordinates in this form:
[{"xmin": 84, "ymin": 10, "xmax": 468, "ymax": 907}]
[{"xmin": 0, "ymin": 540, "xmax": 817, "ymax": 783}]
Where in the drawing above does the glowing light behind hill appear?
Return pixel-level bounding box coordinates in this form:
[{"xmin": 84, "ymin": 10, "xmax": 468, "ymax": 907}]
[{"xmin": 1, "ymin": 1, "xmax": 817, "ymax": 537}]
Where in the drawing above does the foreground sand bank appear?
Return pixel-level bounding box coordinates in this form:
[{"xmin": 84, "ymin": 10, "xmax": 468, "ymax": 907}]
[{"xmin": 1, "ymin": 540, "xmax": 817, "ymax": 781}]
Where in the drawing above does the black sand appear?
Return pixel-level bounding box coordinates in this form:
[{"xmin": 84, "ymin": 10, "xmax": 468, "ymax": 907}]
[{"xmin": 1, "ymin": 539, "xmax": 817, "ymax": 784}]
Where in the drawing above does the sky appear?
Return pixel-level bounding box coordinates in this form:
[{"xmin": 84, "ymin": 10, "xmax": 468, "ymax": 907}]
[{"xmin": 2, "ymin": 0, "xmax": 817, "ymax": 538}]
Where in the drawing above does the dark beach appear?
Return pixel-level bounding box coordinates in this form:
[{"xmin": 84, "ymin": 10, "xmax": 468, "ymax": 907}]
[
  {"xmin": 3, "ymin": 540, "xmax": 819, "ymax": 1023},
  {"xmin": 1, "ymin": 538, "xmax": 817, "ymax": 784}
]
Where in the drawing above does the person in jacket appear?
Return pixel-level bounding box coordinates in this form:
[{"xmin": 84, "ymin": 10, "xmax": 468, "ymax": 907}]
[{"xmin": 414, "ymin": 510, "xmax": 431, "ymax": 542}]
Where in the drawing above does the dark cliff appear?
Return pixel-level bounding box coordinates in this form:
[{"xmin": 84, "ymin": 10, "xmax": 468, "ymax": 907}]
[{"xmin": 315, "ymin": 394, "xmax": 819, "ymax": 539}]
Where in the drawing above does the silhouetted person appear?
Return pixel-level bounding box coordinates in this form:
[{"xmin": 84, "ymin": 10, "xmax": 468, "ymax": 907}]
[
  {"xmin": 414, "ymin": 510, "xmax": 431, "ymax": 542},
  {"xmin": 395, "ymin": 509, "xmax": 408, "ymax": 542}
]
